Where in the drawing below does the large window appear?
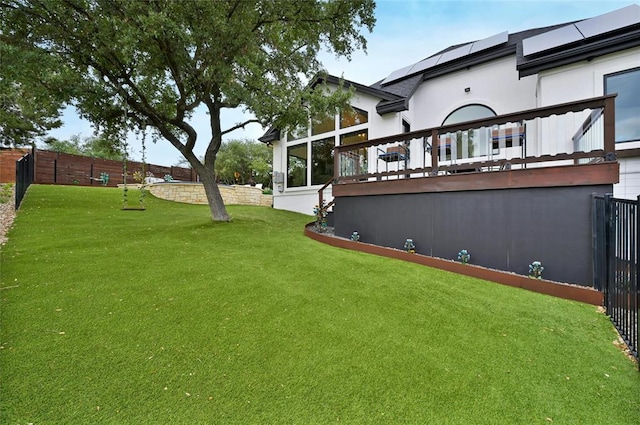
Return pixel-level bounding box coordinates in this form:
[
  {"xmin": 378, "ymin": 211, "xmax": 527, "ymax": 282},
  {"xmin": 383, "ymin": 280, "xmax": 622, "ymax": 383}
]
[
  {"xmin": 340, "ymin": 130, "xmax": 368, "ymax": 146},
  {"xmin": 287, "ymin": 144, "xmax": 307, "ymax": 187},
  {"xmin": 311, "ymin": 114, "xmax": 335, "ymax": 136},
  {"xmin": 288, "ymin": 124, "xmax": 308, "ymax": 142},
  {"xmin": 286, "ymin": 107, "xmax": 368, "ymax": 188},
  {"xmin": 340, "ymin": 130, "xmax": 369, "ymax": 177},
  {"xmin": 605, "ymin": 68, "xmax": 640, "ymax": 143},
  {"xmin": 340, "ymin": 107, "xmax": 368, "ymax": 129},
  {"xmin": 311, "ymin": 137, "xmax": 334, "ymax": 185}
]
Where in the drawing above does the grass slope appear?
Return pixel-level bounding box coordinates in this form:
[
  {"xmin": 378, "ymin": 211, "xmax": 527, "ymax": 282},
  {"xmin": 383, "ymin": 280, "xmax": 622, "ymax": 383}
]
[{"xmin": 1, "ymin": 185, "xmax": 638, "ymax": 424}]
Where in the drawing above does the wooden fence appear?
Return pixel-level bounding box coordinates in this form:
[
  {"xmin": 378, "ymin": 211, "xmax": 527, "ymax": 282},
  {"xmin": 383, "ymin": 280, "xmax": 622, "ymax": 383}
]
[
  {"xmin": 0, "ymin": 148, "xmax": 196, "ymax": 186},
  {"xmin": 0, "ymin": 148, "xmax": 32, "ymax": 182}
]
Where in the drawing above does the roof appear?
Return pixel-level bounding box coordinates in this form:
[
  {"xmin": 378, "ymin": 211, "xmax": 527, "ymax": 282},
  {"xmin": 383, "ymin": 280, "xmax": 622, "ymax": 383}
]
[
  {"xmin": 261, "ymin": 5, "xmax": 640, "ymax": 142},
  {"xmin": 372, "ymin": 4, "xmax": 640, "ymax": 112},
  {"xmin": 377, "ymin": 23, "xmax": 568, "ymax": 92},
  {"xmin": 517, "ymin": 4, "xmax": 640, "ymax": 76},
  {"xmin": 259, "ymin": 74, "xmax": 403, "ymax": 143}
]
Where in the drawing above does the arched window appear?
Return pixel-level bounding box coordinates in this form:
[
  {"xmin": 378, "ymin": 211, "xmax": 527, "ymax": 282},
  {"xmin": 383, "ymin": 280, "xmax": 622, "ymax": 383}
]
[
  {"xmin": 440, "ymin": 104, "xmax": 496, "ymax": 161},
  {"xmin": 442, "ymin": 104, "xmax": 496, "ymax": 126}
]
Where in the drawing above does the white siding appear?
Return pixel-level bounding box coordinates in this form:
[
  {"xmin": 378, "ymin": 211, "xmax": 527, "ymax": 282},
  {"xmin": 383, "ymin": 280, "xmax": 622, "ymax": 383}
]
[
  {"xmin": 538, "ymin": 47, "xmax": 640, "ymax": 197},
  {"xmin": 410, "ymin": 56, "xmax": 538, "ymax": 128},
  {"xmin": 537, "ymin": 48, "xmax": 640, "ymax": 105},
  {"xmin": 615, "ymin": 158, "xmax": 640, "ymax": 200},
  {"xmin": 273, "ymin": 190, "xmax": 328, "ymax": 216}
]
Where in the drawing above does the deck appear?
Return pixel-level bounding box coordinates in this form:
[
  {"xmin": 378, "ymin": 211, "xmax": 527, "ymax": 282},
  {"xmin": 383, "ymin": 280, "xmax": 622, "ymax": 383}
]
[{"xmin": 323, "ymin": 95, "xmax": 625, "ymax": 287}]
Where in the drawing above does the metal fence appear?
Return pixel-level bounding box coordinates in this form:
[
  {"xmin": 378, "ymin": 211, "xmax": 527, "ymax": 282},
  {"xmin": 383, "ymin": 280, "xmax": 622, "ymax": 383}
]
[
  {"xmin": 15, "ymin": 152, "xmax": 34, "ymax": 210},
  {"xmin": 593, "ymin": 194, "xmax": 638, "ymax": 361}
]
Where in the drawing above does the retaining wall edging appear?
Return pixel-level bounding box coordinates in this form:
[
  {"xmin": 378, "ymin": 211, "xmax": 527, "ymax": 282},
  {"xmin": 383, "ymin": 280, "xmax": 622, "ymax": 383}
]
[{"xmin": 305, "ymin": 224, "xmax": 603, "ymax": 306}]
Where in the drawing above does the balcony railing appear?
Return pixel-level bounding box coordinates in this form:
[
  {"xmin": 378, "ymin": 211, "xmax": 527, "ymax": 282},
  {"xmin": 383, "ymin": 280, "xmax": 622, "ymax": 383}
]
[{"xmin": 333, "ymin": 95, "xmax": 617, "ymax": 184}]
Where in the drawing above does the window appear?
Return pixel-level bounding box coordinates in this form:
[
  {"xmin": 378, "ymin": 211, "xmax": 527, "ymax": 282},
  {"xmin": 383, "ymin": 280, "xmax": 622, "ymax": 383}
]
[
  {"xmin": 311, "ymin": 137, "xmax": 334, "ymax": 185},
  {"xmin": 605, "ymin": 68, "xmax": 640, "ymax": 143},
  {"xmin": 311, "ymin": 113, "xmax": 335, "ymax": 136},
  {"xmin": 441, "ymin": 104, "xmax": 497, "ymax": 161},
  {"xmin": 287, "ymin": 124, "xmax": 308, "ymax": 142},
  {"xmin": 340, "ymin": 107, "xmax": 368, "ymax": 129},
  {"xmin": 442, "ymin": 104, "xmax": 496, "ymax": 126},
  {"xmin": 340, "ymin": 130, "xmax": 368, "ymax": 146},
  {"xmin": 402, "ymin": 119, "xmax": 411, "ymax": 133},
  {"xmin": 340, "ymin": 130, "xmax": 369, "ymax": 177},
  {"xmin": 285, "ymin": 106, "xmax": 369, "ymax": 188},
  {"xmin": 287, "ymin": 144, "xmax": 307, "ymax": 187}
]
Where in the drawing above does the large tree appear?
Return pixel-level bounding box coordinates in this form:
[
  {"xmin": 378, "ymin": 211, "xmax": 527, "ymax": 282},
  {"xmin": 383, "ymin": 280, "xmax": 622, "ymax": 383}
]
[{"xmin": 0, "ymin": 0, "xmax": 375, "ymax": 220}]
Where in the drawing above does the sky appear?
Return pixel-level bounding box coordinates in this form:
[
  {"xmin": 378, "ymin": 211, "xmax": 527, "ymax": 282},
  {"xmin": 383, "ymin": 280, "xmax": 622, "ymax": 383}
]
[{"xmin": 46, "ymin": 0, "xmax": 637, "ymax": 166}]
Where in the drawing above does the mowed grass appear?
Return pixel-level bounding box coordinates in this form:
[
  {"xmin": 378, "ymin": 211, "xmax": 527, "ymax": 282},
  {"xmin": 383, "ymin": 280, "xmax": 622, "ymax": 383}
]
[{"xmin": 1, "ymin": 185, "xmax": 638, "ymax": 424}]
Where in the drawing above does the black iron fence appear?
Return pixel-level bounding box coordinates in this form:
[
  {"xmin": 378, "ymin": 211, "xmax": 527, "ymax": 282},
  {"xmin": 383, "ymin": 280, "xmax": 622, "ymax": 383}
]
[
  {"xmin": 593, "ymin": 194, "xmax": 638, "ymax": 361},
  {"xmin": 15, "ymin": 152, "xmax": 34, "ymax": 210}
]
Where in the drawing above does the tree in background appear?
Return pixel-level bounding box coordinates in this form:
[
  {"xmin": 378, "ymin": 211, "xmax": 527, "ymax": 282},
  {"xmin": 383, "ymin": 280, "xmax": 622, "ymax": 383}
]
[
  {"xmin": 215, "ymin": 139, "xmax": 271, "ymax": 187},
  {"xmin": 42, "ymin": 134, "xmax": 126, "ymax": 161},
  {"xmin": 0, "ymin": 42, "xmax": 67, "ymax": 147},
  {"xmin": 0, "ymin": 0, "xmax": 375, "ymax": 221}
]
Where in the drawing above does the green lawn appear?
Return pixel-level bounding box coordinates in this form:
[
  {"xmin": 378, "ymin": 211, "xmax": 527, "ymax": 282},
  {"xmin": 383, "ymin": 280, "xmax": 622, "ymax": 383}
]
[{"xmin": 1, "ymin": 185, "xmax": 638, "ymax": 424}]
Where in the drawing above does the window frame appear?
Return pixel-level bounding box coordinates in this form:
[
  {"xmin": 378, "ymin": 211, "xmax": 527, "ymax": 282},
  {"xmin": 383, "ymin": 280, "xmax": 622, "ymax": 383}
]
[
  {"xmin": 286, "ymin": 142, "xmax": 308, "ymax": 188},
  {"xmin": 284, "ymin": 106, "xmax": 369, "ymax": 189},
  {"xmin": 442, "ymin": 104, "xmax": 497, "ymax": 126},
  {"xmin": 340, "ymin": 107, "xmax": 369, "ymax": 129},
  {"xmin": 604, "ymin": 66, "xmax": 640, "ymax": 144}
]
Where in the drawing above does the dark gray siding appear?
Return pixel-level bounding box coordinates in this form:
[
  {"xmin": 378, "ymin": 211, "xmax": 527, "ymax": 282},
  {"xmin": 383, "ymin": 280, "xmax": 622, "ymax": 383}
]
[{"xmin": 334, "ymin": 185, "xmax": 612, "ymax": 286}]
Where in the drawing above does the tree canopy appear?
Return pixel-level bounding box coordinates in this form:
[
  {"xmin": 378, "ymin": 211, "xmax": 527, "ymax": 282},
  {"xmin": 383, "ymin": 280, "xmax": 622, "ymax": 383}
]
[
  {"xmin": 0, "ymin": 42, "xmax": 67, "ymax": 147},
  {"xmin": 0, "ymin": 0, "xmax": 375, "ymax": 220},
  {"xmin": 42, "ymin": 134, "xmax": 126, "ymax": 161},
  {"xmin": 215, "ymin": 139, "xmax": 272, "ymax": 187}
]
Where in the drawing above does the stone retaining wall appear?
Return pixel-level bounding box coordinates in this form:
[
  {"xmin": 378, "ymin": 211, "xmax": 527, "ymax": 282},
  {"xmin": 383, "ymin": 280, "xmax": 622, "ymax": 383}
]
[{"xmin": 149, "ymin": 182, "xmax": 272, "ymax": 207}]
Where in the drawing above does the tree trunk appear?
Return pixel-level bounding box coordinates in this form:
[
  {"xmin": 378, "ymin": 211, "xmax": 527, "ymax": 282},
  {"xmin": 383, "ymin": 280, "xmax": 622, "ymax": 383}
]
[{"xmin": 199, "ymin": 165, "xmax": 230, "ymax": 222}]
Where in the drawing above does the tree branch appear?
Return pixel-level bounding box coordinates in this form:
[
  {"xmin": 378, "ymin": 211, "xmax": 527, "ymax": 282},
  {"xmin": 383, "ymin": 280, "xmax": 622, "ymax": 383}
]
[{"xmin": 220, "ymin": 119, "xmax": 262, "ymax": 137}]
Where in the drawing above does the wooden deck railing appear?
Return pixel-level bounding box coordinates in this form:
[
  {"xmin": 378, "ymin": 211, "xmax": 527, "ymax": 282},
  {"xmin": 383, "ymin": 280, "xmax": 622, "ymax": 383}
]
[
  {"xmin": 333, "ymin": 95, "xmax": 617, "ymax": 184},
  {"xmin": 318, "ymin": 177, "xmax": 335, "ymax": 213}
]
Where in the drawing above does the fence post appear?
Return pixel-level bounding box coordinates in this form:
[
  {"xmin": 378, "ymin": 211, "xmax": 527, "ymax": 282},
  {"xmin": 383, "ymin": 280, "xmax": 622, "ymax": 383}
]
[
  {"xmin": 604, "ymin": 194, "xmax": 613, "ymax": 312},
  {"xmin": 591, "ymin": 194, "xmax": 602, "ymax": 291},
  {"xmin": 31, "ymin": 145, "xmax": 37, "ymax": 183},
  {"xmin": 15, "ymin": 157, "xmax": 22, "ymax": 210},
  {"xmin": 15, "ymin": 153, "xmax": 34, "ymax": 210},
  {"xmin": 636, "ymin": 195, "xmax": 640, "ymax": 363}
]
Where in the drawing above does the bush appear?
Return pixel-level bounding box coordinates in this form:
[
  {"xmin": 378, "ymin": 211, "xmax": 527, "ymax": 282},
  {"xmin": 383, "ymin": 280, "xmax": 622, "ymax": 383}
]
[{"xmin": 0, "ymin": 183, "xmax": 14, "ymax": 204}]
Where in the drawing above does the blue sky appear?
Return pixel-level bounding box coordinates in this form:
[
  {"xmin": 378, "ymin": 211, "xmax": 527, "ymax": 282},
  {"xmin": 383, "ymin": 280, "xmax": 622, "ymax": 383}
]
[{"xmin": 47, "ymin": 0, "xmax": 637, "ymax": 166}]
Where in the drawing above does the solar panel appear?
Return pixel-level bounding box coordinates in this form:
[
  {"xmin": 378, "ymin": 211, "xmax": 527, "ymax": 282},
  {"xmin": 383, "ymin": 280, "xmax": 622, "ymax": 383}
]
[
  {"xmin": 380, "ymin": 64, "xmax": 413, "ymax": 85},
  {"xmin": 575, "ymin": 4, "xmax": 640, "ymax": 38},
  {"xmin": 408, "ymin": 55, "xmax": 441, "ymax": 75},
  {"xmin": 380, "ymin": 28, "xmax": 510, "ymax": 85},
  {"xmin": 522, "ymin": 24, "xmax": 583, "ymax": 56},
  {"xmin": 437, "ymin": 43, "xmax": 473, "ymax": 64},
  {"xmin": 470, "ymin": 31, "xmax": 509, "ymax": 54},
  {"xmin": 522, "ymin": 5, "xmax": 640, "ymax": 57}
]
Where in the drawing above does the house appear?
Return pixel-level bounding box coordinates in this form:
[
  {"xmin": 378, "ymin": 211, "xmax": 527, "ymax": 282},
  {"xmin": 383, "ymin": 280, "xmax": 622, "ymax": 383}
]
[{"xmin": 260, "ymin": 5, "xmax": 640, "ymax": 286}]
